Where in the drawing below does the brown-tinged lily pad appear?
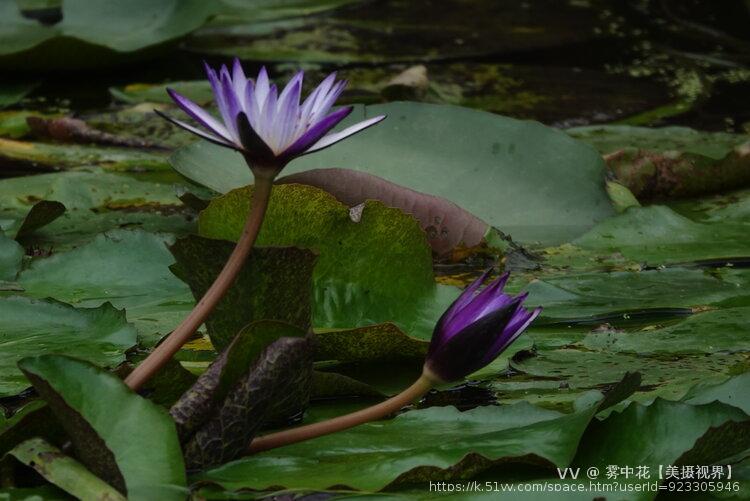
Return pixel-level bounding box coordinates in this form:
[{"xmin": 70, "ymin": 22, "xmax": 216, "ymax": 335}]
[
  {"xmin": 278, "ymin": 168, "xmax": 488, "ymax": 255},
  {"xmin": 569, "ymin": 125, "xmax": 750, "ymax": 200}
]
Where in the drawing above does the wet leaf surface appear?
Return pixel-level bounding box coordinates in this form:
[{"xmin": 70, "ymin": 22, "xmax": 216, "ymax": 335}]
[
  {"xmin": 0, "ymin": 297, "xmax": 136, "ymax": 396},
  {"xmin": 176, "ymin": 324, "xmax": 313, "ymax": 471}
]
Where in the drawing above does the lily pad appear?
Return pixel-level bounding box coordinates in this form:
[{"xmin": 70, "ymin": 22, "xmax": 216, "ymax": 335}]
[
  {"xmin": 0, "ymin": 0, "xmax": 214, "ymax": 70},
  {"xmin": 571, "ymin": 205, "xmax": 749, "ymax": 265},
  {"xmin": 0, "ymin": 137, "xmax": 170, "ymax": 172},
  {"xmin": 172, "ymin": 102, "xmax": 614, "ymax": 244},
  {"xmin": 0, "ymin": 233, "xmax": 23, "ymax": 282},
  {"xmin": 573, "ymin": 399, "xmax": 748, "ymax": 473},
  {"xmin": 0, "ymin": 297, "xmax": 136, "ymax": 396},
  {"xmin": 19, "ymin": 355, "xmax": 186, "ymax": 499},
  {"xmin": 198, "ymin": 183, "xmax": 456, "ymax": 339},
  {"xmin": 568, "ymin": 125, "xmax": 750, "ymax": 200},
  {"xmin": 197, "ymin": 393, "xmax": 604, "ymax": 492},
  {"xmin": 18, "ymin": 229, "xmax": 194, "ymax": 346}
]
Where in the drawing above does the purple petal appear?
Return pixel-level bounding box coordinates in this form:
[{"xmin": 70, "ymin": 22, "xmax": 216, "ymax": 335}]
[
  {"xmin": 219, "ymin": 66, "xmax": 242, "ymax": 141},
  {"xmin": 280, "ymin": 106, "xmax": 352, "ymax": 160},
  {"xmin": 442, "ymin": 273, "xmax": 511, "ymax": 334},
  {"xmin": 166, "ymin": 88, "xmax": 233, "ymax": 143},
  {"xmin": 258, "ymin": 84, "xmax": 278, "ymax": 140},
  {"xmin": 231, "ymin": 58, "xmax": 248, "ymax": 111},
  {"xmin": 304, "ymin": 114, "xmax": 386, "ymax": 154},
  {"xmin": 270, "ymin": 74, "xmax": 302, "ymax": 151},
  {"xmin": 155, "ymin": 110, "xmax": 236, "ymax": 149},
  {"xmin": 309, "ymin": 80, "xmax": 347, "ymax": 124}
]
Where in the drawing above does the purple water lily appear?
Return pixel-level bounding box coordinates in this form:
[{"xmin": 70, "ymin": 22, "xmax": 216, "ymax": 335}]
[
  {"xmin": 424, "ymin": 270, "xmax": 542, "ymax": 383},
  {"xmin": 157, "ymin": 59, "xmax": 385, "ymax": 178}
]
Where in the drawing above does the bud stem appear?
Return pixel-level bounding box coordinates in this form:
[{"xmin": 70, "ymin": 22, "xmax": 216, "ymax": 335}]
[
  {"xmin": 246, "ymin": 373, "xmax": 435, "ymax": 454},
  {"xmin": 125, "ymin": 176, "xmax": 274, "ymax": 390}
]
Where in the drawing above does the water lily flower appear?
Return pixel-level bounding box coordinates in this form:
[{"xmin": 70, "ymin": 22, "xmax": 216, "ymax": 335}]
[
  {"xmin": 246, "ymin": 269, "xmax": 541, "ymax": 453},
  {"xmin": 424, "ymin": 270, "xmax": 542, "ymax": 383},
  {"xmin": 157, "ymin": 59, "xmax": 386, "ymax": 179}
]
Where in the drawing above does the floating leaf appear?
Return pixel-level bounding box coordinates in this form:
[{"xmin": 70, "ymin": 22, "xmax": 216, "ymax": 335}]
[
  {"xmin": 569, "ymin": 125, "xmax": 750, "ymax": 200},
  {"xmin": 172, "ymin": 103, "xmax": 614, "ymax": 244},
  {"xmin": 0, "ymin": 137, "xmax": 170, "ymax": 171},
  {"xmin": 19, "ymin": 355, "xmax": 186, "ymax": 499},
  {"xmin": 110, "ymin": 81, "xmax": 214, "ymax": 105},
  {"xmin": 0, "ymin": 0, "xmax": 214, "ymax": 70},
  {"xmin": 198, "ymin": 392, "xmax": 604, "ymax": 492},
  {"xmin": 169, "ymin": 235, "xmax": 316, "ymax": 350},
  {"xmin": 0, "ymin": 297, "xmax": 136, "ymax": 396},
  {"xmin": 571, "ymin": 205, "xmax": 749, "ymax": 265},
  {"xmin": 573, "ymin": 399, "xmax": 748, "ymax": 474},
  {"xmin": 18, "ymin": 229, "xmax": 193, "ymax": 346},
  {"xmin": 0, "ymin": 233, "xmax": 22, "ymax": 282},
  {"xmin": 197, "ymin": 184, "xmax": 456, "ymax": 340},
  {"xmin": 8, "ymin": 438, "xmax": 126, "ymax": 501}
]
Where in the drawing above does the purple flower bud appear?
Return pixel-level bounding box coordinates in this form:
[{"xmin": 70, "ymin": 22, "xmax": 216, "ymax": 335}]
[
  {"xmin": 157, "ymin": 59, "xmax": 385, "ymax": 179},
  {"xmin": 424, "ymin": 270, "xmax": 541, "ymax": 383}
]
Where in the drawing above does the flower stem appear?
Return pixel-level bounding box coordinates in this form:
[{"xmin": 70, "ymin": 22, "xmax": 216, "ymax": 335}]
[
  {"xmin": 246, "ymin": 374, "xmax": 435, "ymax": 454},
  {"xmin": 125, "ymin": 177, "xmax": 274, "ymax": 391}
]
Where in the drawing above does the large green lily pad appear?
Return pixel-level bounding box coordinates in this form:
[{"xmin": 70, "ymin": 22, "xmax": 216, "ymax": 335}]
[
  {"xmin": 172, "ymin": 102, "xmax": 614, "ymax": 244},
  {"xmin": 0, "ymin": 297, "xmax": 136, "ymax": 396},
  {"xmin": 199, "ymin": 183, "xmax": 457, "ymax": 339},
  {"xmin": 0, "ymin": 0, "xmax": 214, "ymax": 70},
  {"xmin": 197, "ymin": 393, "xmax": 603, "ymax": 492},
  {"xmin": 17, "ymin": 229, "xmax": 193, "ymax": 346},
  {"xmin": 571, "ymin": 205, "xmax": 749, "ymax": 265}
]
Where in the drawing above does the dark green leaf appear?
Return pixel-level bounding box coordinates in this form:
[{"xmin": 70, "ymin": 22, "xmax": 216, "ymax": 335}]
[
  {"xmin": 169, "ymin": 234, "xmax": 316, "ymax": 350},
  {"xmin": 197, "ymin": 392, "xmax": 603, "ymax": 491},
  {"xmin": 179, "ymin": 330, "xmax": 314, "ymax": 471}
]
